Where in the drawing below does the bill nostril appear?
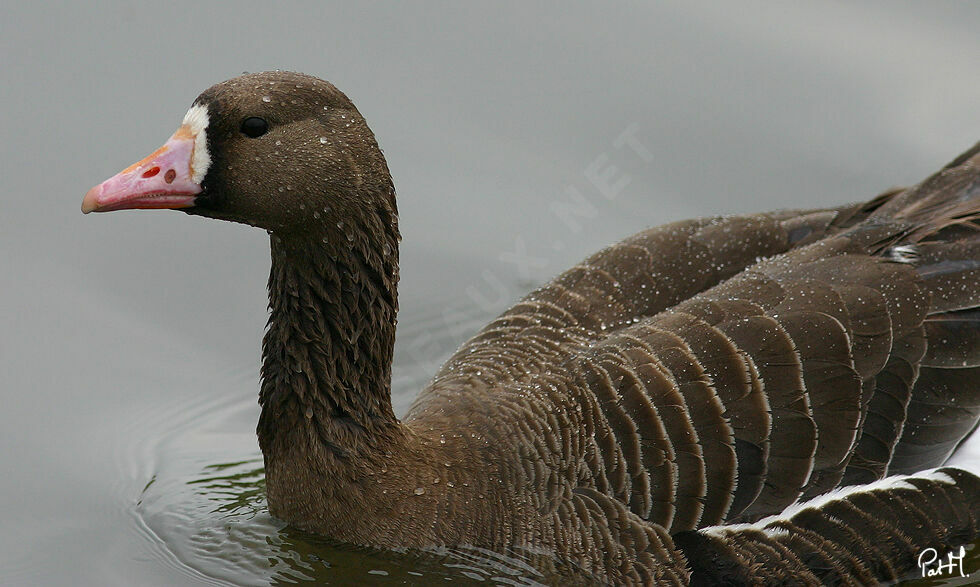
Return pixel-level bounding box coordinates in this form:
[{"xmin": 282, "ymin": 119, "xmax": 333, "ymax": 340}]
[
  {"xmin": 164, "ymin": 169, "xmax": 176, "ymax": 184},
  {"xmin": 142, "ymin": 166, "xmax": 161, "ymax": 179}
]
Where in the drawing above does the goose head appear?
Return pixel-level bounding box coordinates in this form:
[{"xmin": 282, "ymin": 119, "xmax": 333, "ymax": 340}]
[{"xmin": 83, "ymin": 71, "xmax": 397, "ymax": 244}]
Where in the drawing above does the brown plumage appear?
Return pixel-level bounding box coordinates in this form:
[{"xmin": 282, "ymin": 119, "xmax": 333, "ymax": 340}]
[{"xmin": 84, "ymin": 71, "xmax": 980, "ymax": 585}]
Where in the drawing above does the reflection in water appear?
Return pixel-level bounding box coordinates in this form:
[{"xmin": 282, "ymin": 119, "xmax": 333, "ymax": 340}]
[
  {"xmin": 189, "ymin": 460, "xmax": 265, "ymax": 519},
  {"xmin": 141, "ymin": 455, "xmax": 580, "ymax": 585}
]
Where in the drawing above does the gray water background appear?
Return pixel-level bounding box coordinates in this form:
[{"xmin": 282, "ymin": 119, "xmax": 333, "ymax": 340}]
[{"xmin": 3, "ymin": 2, "xmax": 980, "ymax": 584}]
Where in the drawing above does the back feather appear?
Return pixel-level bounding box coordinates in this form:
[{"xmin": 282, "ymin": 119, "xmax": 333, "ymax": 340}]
[{"xmin": 407, "ymin": 142, "xmax": 980, "ymax": 584}]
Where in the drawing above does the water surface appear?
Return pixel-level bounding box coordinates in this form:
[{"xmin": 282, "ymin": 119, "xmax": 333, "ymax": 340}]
[{"xmin": 4, "ymin": 2, "xmax": 980, "ymax": 584}]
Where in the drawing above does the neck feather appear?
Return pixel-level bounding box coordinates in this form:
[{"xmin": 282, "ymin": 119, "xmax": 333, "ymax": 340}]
[
  {"xmin": 253, "ymin": 215, "xmax": 521, "ymax": 547},
  {"xmin": 257, "ymin": 222, "xmax": 401, "ymax": 459}
]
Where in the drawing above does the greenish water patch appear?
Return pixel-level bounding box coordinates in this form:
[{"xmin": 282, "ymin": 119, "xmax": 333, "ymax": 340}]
[{"xmin": 140, "ymin": 454, "xmax": 570, "ymax": 585}]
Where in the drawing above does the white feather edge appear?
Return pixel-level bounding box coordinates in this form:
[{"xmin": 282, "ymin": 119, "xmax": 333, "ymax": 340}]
[
  {"xmin": 701, "ymin": 468, "xmax": 962, "ymax": 538},
  {"xmin": 947, "ymin": 426, "xmax": 980, "ymax": 476},
  {"xmin": 182, "ymin": 104, "xmax": 211, "ymax": 184}
]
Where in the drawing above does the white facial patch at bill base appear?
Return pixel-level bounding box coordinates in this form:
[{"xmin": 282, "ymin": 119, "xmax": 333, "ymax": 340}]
[{"xmin": 182, "ymin": 104, "xmax": 212, "ymax": 184}]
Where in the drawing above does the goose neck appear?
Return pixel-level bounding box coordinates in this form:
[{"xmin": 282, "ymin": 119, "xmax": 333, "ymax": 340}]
[{"xmin": 257, "ymin": 231, "xmax": 400, "ymax": 459}]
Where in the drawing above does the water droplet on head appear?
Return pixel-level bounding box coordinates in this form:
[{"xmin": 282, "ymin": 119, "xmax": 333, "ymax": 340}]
[
  {"xmin": 313, "ymin": 210, "xmax": 320, "ymax": 219},
  {"xmin": 319, "ymin": 136, "xmax": 329, "ymax": 144},
  {"xmin": 413, "ymin": 487, "xmax": 425, "ymax": 495},
  {"xmin": 304, "ymin": 407, "xmax": 313, "ymax": 419},
  {"xmin": 262, "ymin": 96, "xmax": 271, "ymax": 103},
  {"xmin": 337, "ymin": 221, "xmax": 345, "ymax": 230}
]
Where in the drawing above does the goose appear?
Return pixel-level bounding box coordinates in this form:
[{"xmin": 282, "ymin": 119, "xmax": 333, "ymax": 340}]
[{"xmin": 82, "ymin": 71, "xmax": 980, "ymax": 585}]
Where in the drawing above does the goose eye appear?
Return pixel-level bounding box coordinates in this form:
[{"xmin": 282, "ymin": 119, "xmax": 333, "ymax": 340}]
[{"xmin": 240, "ymin": 117, "xmax": 269, "ymax": 138}]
